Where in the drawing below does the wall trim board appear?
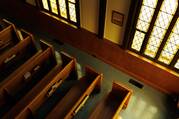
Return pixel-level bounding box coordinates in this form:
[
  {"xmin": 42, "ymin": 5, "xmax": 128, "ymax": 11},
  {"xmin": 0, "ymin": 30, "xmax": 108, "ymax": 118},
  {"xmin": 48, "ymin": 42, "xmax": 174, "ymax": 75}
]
[{"xmin": 0, "ymin": 0, "xmax": 178, "ymax": 94}]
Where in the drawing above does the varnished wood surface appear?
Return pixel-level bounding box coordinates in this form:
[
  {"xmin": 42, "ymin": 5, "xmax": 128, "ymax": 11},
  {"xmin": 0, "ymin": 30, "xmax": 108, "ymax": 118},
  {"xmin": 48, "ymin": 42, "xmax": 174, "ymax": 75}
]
[
  {"xmin": 89, "ymin": 82, "xmax": 132, "ymax": 119},
  {"xmin": 3, "ymin": 65, "xmax": 61, "ymax": 119},
  {"xmin": 46, "ymin": 79, "xmax": 90, "ymax": 119},
  {"xmin": 3, "ymin": 53, "xmax": 76, "ymax": 119},
  {"xmin": 0, "ymin": 35, "xmax": 37, "ymax": 83},
  {"xmin": 0, "ymin": 19, "xmax": 20, "ymax": 54},
  {"xmin": 0, "ymin": 41, "xmax": 56, "ymax": 117},
  {"xmin": 0, "ymin": 19, "xmax": 10, "ymax": 31},
  {"xmin": 46, "ymin": 66, "xmax": 102, "ymax": 119}
]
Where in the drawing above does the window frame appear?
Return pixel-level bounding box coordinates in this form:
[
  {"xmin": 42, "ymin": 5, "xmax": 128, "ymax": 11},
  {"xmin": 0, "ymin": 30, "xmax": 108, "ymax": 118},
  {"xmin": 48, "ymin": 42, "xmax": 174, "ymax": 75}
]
[
  {"xmin": 37, "ymin": 0, "xmax": 80, "ymax": 27},
  {"xmin": 124, "ymin": 0, "xmax": 179, "ymax": 72}
]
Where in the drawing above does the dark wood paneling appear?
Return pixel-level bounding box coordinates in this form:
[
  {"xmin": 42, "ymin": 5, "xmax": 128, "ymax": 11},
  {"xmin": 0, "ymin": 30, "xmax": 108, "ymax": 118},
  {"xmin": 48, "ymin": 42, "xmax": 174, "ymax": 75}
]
[{"xmin": 0, "ymin": 0, "xmax": 178, "ymax": 94}]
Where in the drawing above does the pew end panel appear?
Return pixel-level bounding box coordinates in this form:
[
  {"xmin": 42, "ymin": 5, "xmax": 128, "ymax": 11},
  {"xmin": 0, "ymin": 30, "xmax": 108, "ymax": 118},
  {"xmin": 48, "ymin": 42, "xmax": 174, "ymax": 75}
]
[
  {"xmin": 60, "ymin": 51, "xmax": 78, "ymax": 80},
  {"xmin": 2, "ymin": 19, "xmax": 22, "ymax": 42},
  {"xmin": 40, "ymin": 40, "xmax": 57, "ymax": 65},
  {"xmin": 108, "ymin": 82, "xmax": 133, "ymax": 119},
  {"xmin": 0, "ymin": 19, "xmax": 22, "ymax": 53},
  {"xmin": 18, "ymin": 29, "xmax": 34, "ymax": 40},
  {"xmin": 0, "ymin": 25, "xmax": 36, "ymax": 56},
  {"xmin": 84, "ymin": 66, "xmax": 103, "ymax": 93},
  {"xmin": 111, "ymin": 82, "xmax": 132, "ymax": 110}
]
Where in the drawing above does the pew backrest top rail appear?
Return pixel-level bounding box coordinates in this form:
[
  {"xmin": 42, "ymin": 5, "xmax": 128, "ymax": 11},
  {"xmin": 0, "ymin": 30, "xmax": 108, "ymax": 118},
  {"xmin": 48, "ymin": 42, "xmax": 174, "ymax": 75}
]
[{"xmin": 0, "ymin": 35, "xmax": 32, "ymax": 65}]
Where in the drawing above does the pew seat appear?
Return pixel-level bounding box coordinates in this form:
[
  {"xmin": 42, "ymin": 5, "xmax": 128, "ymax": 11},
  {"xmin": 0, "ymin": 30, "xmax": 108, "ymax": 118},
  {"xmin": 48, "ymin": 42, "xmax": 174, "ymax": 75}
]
[
  {"xmin": 89, "ymin": 82, "xmax": 132, "ymax": 119},
  {"xmin": 46, "ymin": 66, "xmax": 103, "ymax": 119}
]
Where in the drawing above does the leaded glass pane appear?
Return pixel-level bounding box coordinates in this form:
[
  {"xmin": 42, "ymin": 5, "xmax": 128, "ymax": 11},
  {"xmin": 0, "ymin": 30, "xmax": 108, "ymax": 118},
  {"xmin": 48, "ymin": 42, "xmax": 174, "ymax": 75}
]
[
  {"xmin": 173, "ymin": 19, "xmax": 179, "ymax": 35},
  {"xmin": 136, "ymin": 20, "xmax": 150, "ymax": 32},
  {"xmin": 151, "ymin": 27, "xmax": 166, "ymax": 39},
  {"xmin": 50, "ymin": 0, "xmax": 58, "ymax": 14},
  {"xmin": 145, "ymin": 37, "xmax": 162, "ymax": 57},
  {"xmin": 131, "ymin": 0, "xmax": 158, "ymax": 50},
  {"xmin": 159, "ymin": 20, "xmax": 179, "ymax": 64},
  {"xmin": 143, "ymin": 0, "xmax": 158, "ymax": 8},
  {"xmin": 137, "ymin": 5, "xmax": 155, "ymax": 32},
  {"xmin": 145, "ymin": 27, "xmax": 166, "ymax": 58},
  {"xmin": 69, "ymin": 3, "xmax": 76, "ymax": 22},
  {"xmin": 131, "ymin": 31, "xmax": 145, "ymax": 51},
  {"xmin": 144, "ymin": 0, "xmax": 178, "ymax": 58},
  {"xmin": 68, "ymin": 0, "xmax": 75, "ymax": 3},
  {"xmin": 139, "ymin": 6, "xmax": 155, "ymax": 23},
  {"xmin": 42, "ymin": 0, "xmax": 49, "ymax": 10},
  {"xmin": 59, "ymin": 0, "xmax": 67, "ymax": 18},
  {"xmin": 154, "ymin": 12, "xmax": 173, "ymax": 29},
  {"xmin": 175, "ymin": 59, "xmax": 179, "ymax": 69},
  {"xmin": 160, "ymin": 0, "xmax": 178, "ymax": 15}
]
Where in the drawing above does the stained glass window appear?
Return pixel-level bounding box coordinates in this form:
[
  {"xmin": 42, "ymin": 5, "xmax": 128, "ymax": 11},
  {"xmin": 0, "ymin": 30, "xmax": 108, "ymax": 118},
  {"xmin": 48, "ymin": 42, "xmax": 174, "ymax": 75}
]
[
  {"xmin": 40, "ymin": 0, "xmax": 78, "ymax": 25},
  {"xmin": 42, "ymin": 0, "xmax": 49, "ymax": 10},
  {"xmin": 59, "ymin": 0, "xmax": 67, "ymax": 18},
  {"xmin": 68, "ymin": 2, "xmax": 76, "ymax": 22},
  {"xmin": 144, "ymin": 0, "xmax": 178, "ymax": 58},
  {"xmin": 131, "ymin": 31, "xmax": 145, "ymax": 51},
  {"xmin": 158, "ymin": 19, "xmax": 179, "ymax": 64},
  {"xmin": 131, "ymin": 0, "xmax": 158, "ymax": 51},
  {"xmin": 129, "ymin": 0, "xmax": 179, "ymax": 72},
  {"xmin": 50, "ymin": 0, "xmax": 58, "ymax": 14}
]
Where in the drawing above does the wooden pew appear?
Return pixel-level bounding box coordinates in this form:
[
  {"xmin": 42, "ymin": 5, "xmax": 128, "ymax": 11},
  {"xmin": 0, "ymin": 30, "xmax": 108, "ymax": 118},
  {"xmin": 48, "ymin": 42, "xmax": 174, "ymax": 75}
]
[
  {"xmin": 46, "ymin": 66, "xmax": 103, "ymax": 119},
  {"xmin": 0, "ymin": 19, "xmax": 21, "ymax": 54},
  {"xmin": 0, "ymin": 33, "xmax": 38, "ymax": 82},
  {"xmin": 3, "ymin": 51, "xmax": 77, "ymax": 119},
  {"xmin": 0, "ymin": 19, "xmax": 11, "ymax": 32},
  {"xmin": 88, "ymin": 82, "xmax": 132, "ymax": 119},
  {"xmin": 0, "ymin": 40, "xmax": 56, "ymax": 117}
]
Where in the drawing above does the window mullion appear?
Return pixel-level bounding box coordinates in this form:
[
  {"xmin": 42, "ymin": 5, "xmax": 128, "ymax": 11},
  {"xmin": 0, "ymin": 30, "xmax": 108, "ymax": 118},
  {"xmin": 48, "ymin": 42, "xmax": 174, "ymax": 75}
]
[
  {"xmin": 65, "ymin": 0, "xmax": 70, "ymax": 22},
  {"xmin": 75, "ymin": 0, "xmax": 80, "ymax": 27},
  {"xmin": 128, "ymin": 0, "xmax": 143, "ymax": 49},
  {"xmin": 170, "ymin": 50, "xmax": 179, "ymax": 67},
  {"xmin": 155, "ymin": 7, "xmax": 179, "ymax": 61},
  {"xmin": 140, "ymin": 0, "xmax": 163, "ymax": 54},
  {"xmin": 56, "ymin": 0, "xmax": 61, "ymax": 16},
  {"xmin": 47, "ymin": 0, "xmax": 52, "ymax": 12}
]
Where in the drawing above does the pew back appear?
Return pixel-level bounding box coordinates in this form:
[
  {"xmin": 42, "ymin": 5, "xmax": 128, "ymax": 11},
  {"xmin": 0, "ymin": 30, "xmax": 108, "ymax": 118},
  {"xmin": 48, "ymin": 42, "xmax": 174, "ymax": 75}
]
[
  {"xmin": 46, "ymin": 66, "xmax": 103, "ymax": 119},
  {"xmin": 0, "ymin": 19, "xmax": 21, "ymax": 54},
  {"xmin": 0, "ymin": 35, "xmax": 37, "ymax": 82},
  {"xmin": 0, "ymin": 41, "xmax": 56, "ymax": 117},
  {"xmin": 4, "ymin": 52, "xmax": 77, "ymax": 119},
  {"xmin": 89, "ymin": 82, "xmax": 132, "ymax": 119}
]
